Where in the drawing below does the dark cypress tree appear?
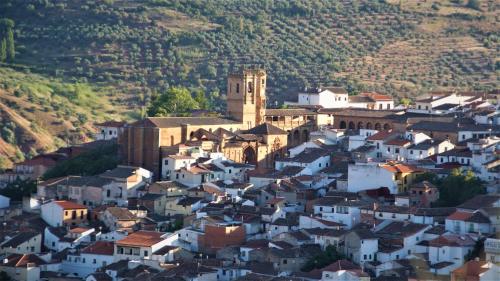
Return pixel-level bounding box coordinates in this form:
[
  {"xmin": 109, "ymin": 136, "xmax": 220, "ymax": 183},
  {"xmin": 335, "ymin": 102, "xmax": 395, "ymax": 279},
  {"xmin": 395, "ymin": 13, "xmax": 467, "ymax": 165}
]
[
  {"xmin": 0, "ymin": 39, "xmax": 7, "ymax": 62},
  {"xmin": 6, "ymin": 28, "xmax": 14, "ymax": 61}
]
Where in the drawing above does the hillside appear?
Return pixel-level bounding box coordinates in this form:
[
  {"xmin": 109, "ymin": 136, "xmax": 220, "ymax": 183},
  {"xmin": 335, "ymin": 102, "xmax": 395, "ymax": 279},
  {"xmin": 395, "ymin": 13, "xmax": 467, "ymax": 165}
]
[
  {"xmin": 0, "ymin": 0, "xmax": 498, "ymax": 165},
  {"xmin": 0, "ymin": 67, "xmax": 126, "ymax": 167}
]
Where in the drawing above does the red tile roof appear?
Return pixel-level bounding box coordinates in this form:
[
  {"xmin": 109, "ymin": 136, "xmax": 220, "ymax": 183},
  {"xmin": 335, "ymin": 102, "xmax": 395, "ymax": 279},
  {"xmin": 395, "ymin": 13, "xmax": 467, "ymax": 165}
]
[
  {"xmin": 366, "ymin": 130, "xmax": 395, "ymax": 141},
  {"xmin": 116, "ymin": 231, "xmax": 165, "ymax": 247},
  {"xmin": 69, "ymin": 227, "xmax": 91, "ymax": 234},
  {"xmin": 380, "ymin": 162, "xmax": 421, "ymax": 173},
  {"xmin": 429, "ymin": 234, "xmax": 475, "ymax": 247},
  {"xmin": 54, "ymin": 200, "xmax": 87, "ymax": 210},
  {"xmin": 451, "ymin": 260, "xmax": 489, "ymax": 280},
  {"xmin": 359, "ymin": 92, "xmax": 393, "ymax": 101},
  {"xmin": 2, "ymin": 254, "xmax": 46, "ymax": 268},
  {"xmin": 447, "ymin": 211, "xmax": 473, "ymax": 221},
  {"xmin": 82, "ymin": 241, "xmax": 114, "ymax": 255}
]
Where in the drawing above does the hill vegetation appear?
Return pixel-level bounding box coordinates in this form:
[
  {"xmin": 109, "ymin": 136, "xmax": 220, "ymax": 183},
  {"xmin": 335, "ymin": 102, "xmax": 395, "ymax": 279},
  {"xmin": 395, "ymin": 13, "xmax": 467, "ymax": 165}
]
[
  {"xmin": 0, "ymin": 0, "xmax": 498, "ymax": 165},
  {"xmin": 0, "ymin": 66, "xmax": 124, "ymax": 167}
]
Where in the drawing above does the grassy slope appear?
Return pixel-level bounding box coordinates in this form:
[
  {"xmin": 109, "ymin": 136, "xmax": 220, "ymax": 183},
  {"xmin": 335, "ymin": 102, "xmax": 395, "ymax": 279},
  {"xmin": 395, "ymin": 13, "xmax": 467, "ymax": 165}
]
[{"xmin": 0, "ymin": 66, "xmax": 128, "ymax": 167}]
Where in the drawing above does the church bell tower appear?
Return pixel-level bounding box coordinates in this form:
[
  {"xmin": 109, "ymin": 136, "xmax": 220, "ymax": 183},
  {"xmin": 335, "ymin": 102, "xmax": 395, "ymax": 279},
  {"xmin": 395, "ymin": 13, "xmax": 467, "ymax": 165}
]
[{"xmin": 227, "ymin": 69, "xmax": 266, "ymax": 130}]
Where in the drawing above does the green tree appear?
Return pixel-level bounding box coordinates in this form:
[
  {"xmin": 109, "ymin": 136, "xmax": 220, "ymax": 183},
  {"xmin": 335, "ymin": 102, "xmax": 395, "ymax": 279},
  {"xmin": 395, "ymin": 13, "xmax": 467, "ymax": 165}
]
[
  {"xmin": 0, "ymin": 156, "xmax": 8, "ymax": 172},
  {"xmin": 415, "ymin": 169, "xmax": 486, "ymax": 207},
  {"xmin": 193, "ymin": 90, "xmax": 209, "ymax": 110},
  {"xmin": 400, "ymin": 98, "xmax": 412, "ymax": 107},
  {"xmin": 5, "ymin": 29, "xmax": 14, "ymax": 61},
  {"xmin": 0, "ymin": 39, "xmax": 6, "ymax": 62},
  {"xmin": 43, "ymin": 143, "xmax": 120, "ymax": 179},
  {"xmin": 147, "ymin": 87, "xmax": 199, "ymax": 117},
  {"xmin": 0, "ymin": 178, "xmax": 37, "ymax": 201},
  {"xmin": 301, "ymin": 245, "xmax": 345, "ymax": 272},
  {"xmin": 467, "ymin": 0, "xmax": 481, "ymax": 10}
]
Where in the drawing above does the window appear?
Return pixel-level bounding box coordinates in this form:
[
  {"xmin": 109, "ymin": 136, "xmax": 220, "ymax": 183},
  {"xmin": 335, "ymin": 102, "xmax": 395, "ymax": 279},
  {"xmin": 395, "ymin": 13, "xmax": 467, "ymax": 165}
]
[
  {"xmin": 419, "ymin": 151, "xmax": 422, "ymax": 155},
  {"xmin": 363, "ymin": 254, "xmax": 367, "ymax": 260},
  {"xmin": 378, "ymin": 213, "xmax": 383, "ymax": 217},
  {"xmin": 228, "ymin": 169, "xmax": 232, "ymax": 174},
  {"xmin": 82, "ymin": 258, "xmax": 86, "ymax": 263},
  {"xmin": 164, "ymin": 159, "xmax": 168, "ymax": 165},
  {"xmin": 72, "ymin": 211, "xmax": 76, "ymax": 219},
  {"xmin": 93, "ymin": 259, "xmax": 96, "ymax": 264},
  {"xmin": 144, "ymin": 250, "xmax": 148, "ymax": 256},
  {"xmin": 387, "ymin": 147, "xmax": 391, "ymax": 152},
  {"xmin": 395, "ymin": 148, "xmax": 400, "ymax": 154},
  {"xmin": 282, "ymin": 259, "xmax": 287, "ymax": 264},
  {"xmin": 248, "ymin": 82, "xmax": 253, "ymax": 93},
  {"xmin": 391, "ymin": 214, "xmax": 396, "ymax": 218},
  {"xmin": 262, "ymin": 79, "xmax": 265, "ymax": 85},
  {"xmin": 410, "ymin": 150, "xmax": 413, "ymax": 155},
  {"xmin": 236, "ymin": 83, "xmax": 240, "ymax": 93},
  {"xmin": 319, "ymin": 163, "xmax": 322, "ymax": 167}
]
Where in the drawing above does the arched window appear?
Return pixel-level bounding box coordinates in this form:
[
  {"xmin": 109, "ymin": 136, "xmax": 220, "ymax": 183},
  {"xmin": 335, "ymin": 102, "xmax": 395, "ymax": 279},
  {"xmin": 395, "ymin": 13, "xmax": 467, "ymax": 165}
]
[
  {"xmin": 357, "ymin": 122, "xmax": 364, "ymax": 130},
  {"xmin": 340, "ymin": 121, "xmax": 347, "ymax": 129},
  {"xmin": 383, "ymin": 123, "xmax": 391, "ymax": 130},
  {"xmin": 366, "ymin": 122, "xmax": 373, "ymax": 129},
  {"xmin": 375, "ymin": 123, "xmax": 382, "ymax": 130},
  {"xmin": 248, "ymin": 82, "xmax": 253, "ymax": 93},
  {"xmin": 348, "ymin": 122, "xmax": 355, "ymax": 130}
]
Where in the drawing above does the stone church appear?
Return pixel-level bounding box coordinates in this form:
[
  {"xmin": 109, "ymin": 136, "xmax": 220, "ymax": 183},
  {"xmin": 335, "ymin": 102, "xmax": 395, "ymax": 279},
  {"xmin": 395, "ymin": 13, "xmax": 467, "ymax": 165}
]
[{"xmin": 120, "ymin": 69, "xmax": 319, "ymax": 178}]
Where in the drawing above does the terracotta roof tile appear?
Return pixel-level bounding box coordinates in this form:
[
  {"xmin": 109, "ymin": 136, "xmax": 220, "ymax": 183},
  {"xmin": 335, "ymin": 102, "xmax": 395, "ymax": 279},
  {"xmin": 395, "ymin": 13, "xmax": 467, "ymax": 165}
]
[
  {"xmin": 81, "ymin": 241, "xmax": 114, "ymax": 255},
  {"xmin": 447, "ymin": 211, "xmax": 473, "ymax": 221},
  {"xmin": 54, "ymin": 200, "xmax": 87, "ymax": 210},
  {"xmin": 117, "ymin": 231, "xmax": 165, "ymax": 247},
  {"xmin": 366, "ymin": 130, "xmax": 396, "ymax": 141}
]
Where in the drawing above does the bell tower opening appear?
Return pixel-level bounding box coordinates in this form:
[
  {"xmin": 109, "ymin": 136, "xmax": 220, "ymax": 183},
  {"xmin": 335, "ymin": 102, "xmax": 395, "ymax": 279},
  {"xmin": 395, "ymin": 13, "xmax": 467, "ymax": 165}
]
[{"xmin": 227, "ymin": 68, "xmax": 266, "ymax": 130}]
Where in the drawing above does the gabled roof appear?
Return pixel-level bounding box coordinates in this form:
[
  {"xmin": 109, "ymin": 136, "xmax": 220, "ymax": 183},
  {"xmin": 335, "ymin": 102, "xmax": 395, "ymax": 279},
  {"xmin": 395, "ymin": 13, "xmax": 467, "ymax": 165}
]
[
  {"xmin": 244, "ymin": 123, "xmax": 287, "ymax": 135},
  {"xmin": 429, "ymin": 234, "xmax": 475, "ymax": 248},
  {"xmin": 2, "ymin": 254, "xmax": 46, "ymax": 268},
  {"xmin": 53, "ymin": 200, "xmax": 87, "ymax": 210},
  {"xmin": 380, "ymin": 162, "xmax": 422, "ymax": 174},
  {"xmin": 116, "ymin": 231, "xmax": 165, "ymax": 247},
  {"xmin": 105, "ymin": 207, "xmax": 137, "ymax": 221},
  {"xmin": 458, "ymin": 194, "xmax": 500, "ymax": 210},
  {"xmin": 81, "ymin": 241, "xmax": 114, "ymax": 255},
  {"xmin": 279, "ymin": 148, "xmax": 330, "ymax": 163},
  {"xmin": 366, "ymin": 130, "xmax": 397, "ymax": 141},
  {"xmin": 95, "ymin": 120, "xmax": 126, "ymax": 127},
  {"xmin": 376, "ymin": 221, "xmax": 429, "ymax": 238},
  {"xmin": 0, "ymin": 232, "xmax": 40, "ymax": 248},
  {"xmin": 100, "ymin": 166, "xmax": 138, "ymax": 179}
]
